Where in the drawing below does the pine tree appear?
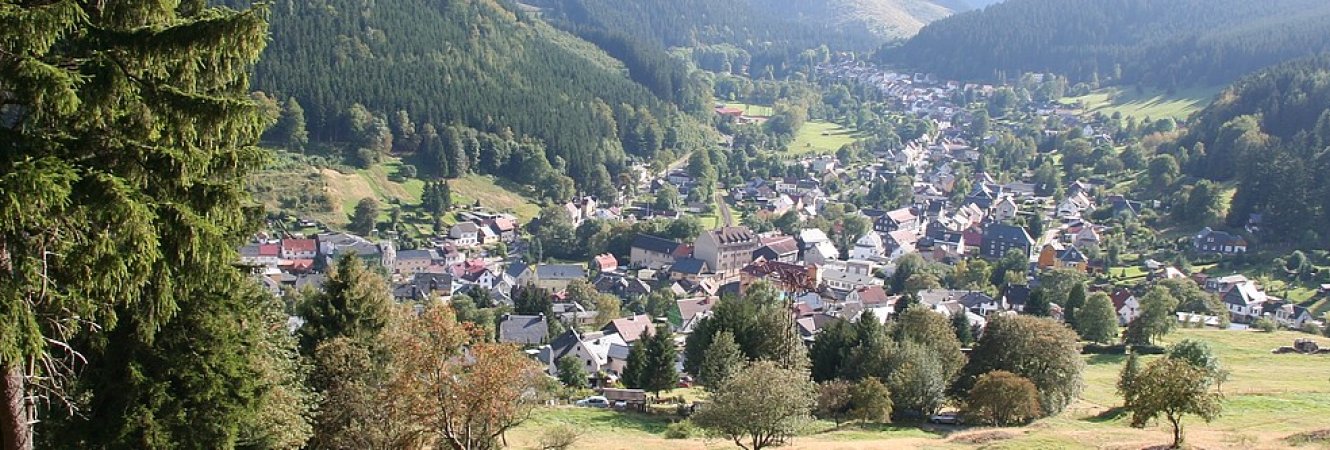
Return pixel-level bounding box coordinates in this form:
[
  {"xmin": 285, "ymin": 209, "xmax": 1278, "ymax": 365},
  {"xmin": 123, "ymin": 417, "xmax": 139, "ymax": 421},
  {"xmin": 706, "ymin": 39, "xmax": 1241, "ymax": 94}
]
[
  {"xmin": 641, "ymin": 326, "xmax": 680, "ymax": 397},
  {"xmin": 951, "ymin": 311, "xmax": 974, "ymax": 346},
  {"xmin": 700, "ymin": 331, "xmax": 744, "ymax": 390},
  {"xmin": 0, "ymin": 2, "xmax": 269, "ymax": 447},
  {"xmin": 1024, "ymin": 288, "xmax": 1051, "ymax": 317},
  {"xmin": 623, "ymin": 339, "xmax": 648, "ymax": 389},
  {"xmin": 1064, "ymin": 282, "xmax": 1087, "ymax": 327},
  {"xmin": 296, "ymin": 254, "xmax": 392, "ymax": 356}
]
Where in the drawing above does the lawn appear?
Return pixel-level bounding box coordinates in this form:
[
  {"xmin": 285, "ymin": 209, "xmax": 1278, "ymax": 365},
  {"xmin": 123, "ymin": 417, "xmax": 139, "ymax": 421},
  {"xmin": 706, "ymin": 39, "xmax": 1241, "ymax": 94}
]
[
  {"xmin": 1060, "ymin": 85, "xmax": 1220, "ymax": 121},
  {"xmin": 721, "ymin": 102, "xmax": 774, "ymax": 117},
  {"xmin": 786, "ymin": 121, "xmax": 863, "ymax": 155},
  {"xmin": 510, "ymin": 328, "xmax": 1330, "ymax": 449}
]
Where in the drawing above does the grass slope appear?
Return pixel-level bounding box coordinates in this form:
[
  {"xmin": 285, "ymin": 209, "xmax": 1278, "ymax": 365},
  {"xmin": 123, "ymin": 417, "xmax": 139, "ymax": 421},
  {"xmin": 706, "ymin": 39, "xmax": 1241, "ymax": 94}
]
[
  {"xmin": 510, "ymin": 329, "xmax": 1330, "ymax": 449},
  {"xmin": 787, "ymin": 121, "xmax": 864, "ymax": 155},
  {"xmin": 1061, "ymin": 85, "xmax": 1220, "ymax": 121}
]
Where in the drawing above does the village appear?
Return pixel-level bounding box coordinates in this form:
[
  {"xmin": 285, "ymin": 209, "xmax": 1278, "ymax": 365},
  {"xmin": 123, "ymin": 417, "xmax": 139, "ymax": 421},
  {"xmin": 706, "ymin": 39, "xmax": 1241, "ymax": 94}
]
[{"xmin": 238, "ymin": 63, "xmax": 1326, "ymax": 407}]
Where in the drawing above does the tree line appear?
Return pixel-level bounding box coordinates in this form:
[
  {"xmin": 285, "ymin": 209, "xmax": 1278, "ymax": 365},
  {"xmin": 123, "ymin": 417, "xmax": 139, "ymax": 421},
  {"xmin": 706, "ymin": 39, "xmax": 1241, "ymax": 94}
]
[{"xmin": 879, "ymin": 0, "xmax": 1330, "ymax": 89}]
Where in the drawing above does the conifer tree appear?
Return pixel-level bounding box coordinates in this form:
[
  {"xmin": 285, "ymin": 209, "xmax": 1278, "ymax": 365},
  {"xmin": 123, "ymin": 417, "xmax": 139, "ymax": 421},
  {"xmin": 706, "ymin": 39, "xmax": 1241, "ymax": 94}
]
[
  {"xmin": 296, "ymin": 254, "xmax": 392, "ymax": 356},
  {"xmin": 0, "ymin": 2, "xmax": 270, "ymax": 448}
]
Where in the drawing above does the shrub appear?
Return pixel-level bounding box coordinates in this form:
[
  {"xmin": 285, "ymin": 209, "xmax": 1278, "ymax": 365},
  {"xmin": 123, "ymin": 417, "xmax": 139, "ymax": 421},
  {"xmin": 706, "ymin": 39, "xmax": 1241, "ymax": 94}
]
[
  {"xmin": 964, "ymin": 371, "xmax": 1042, "ymax": 426},
  {"xmin": 538, "ymin": 424, "xmax": 581, "ymax": 450},
  {"xmin": 665, "ymin": 420, "xmax": 700, "ymax": 439},
  {"xmin": 1252, "ymin": 317, "xmax": 1278, "ymax": 332}
]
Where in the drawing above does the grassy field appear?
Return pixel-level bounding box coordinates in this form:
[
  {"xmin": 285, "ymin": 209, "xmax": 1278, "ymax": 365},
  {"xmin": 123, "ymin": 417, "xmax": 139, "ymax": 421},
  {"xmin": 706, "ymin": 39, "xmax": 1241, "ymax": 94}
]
[
  {"xmin": 250, "ymin": 156, "xmax": 540, "ymax": 234},
  {"xmin": 1061, "ymin": 85, "xmax": 1220, "ymax": 121},
  {"xmin": 787, "ymin": 121, "xmax": 863, "ymax": 155},
  {"xmin": 722, "ymin": 102, "xmax": 774, "ymax": 117},
  {"xmin": 509, "ymin": 329, "xmax": 1330, "ymax": 449}
]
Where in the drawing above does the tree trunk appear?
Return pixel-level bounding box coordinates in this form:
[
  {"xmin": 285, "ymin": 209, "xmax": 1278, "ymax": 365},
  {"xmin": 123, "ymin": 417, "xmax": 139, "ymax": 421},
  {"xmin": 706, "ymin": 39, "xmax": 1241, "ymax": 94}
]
[
  {"xmin": 0, "ymin": 364, "xmax": 30, "ymax": 450},
  {"xmin": 1170, "ymin": 416, "xmax": 1183, "ymax": 449}
]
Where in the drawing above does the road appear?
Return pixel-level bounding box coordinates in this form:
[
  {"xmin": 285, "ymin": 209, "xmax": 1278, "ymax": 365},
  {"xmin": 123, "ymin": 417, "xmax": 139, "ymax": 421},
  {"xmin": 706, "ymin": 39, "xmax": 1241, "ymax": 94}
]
[{"xmin": 715, "ymin": 191, "xmax": 735, "ymax": 227}]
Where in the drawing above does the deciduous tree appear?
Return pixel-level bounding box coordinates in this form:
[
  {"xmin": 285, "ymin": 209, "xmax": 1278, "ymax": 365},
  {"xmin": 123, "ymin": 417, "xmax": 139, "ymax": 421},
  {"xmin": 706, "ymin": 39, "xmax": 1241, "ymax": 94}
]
[
  {"xmin": 964, "ymin": 371, "xmax": 1042, "ymax": 426},
  {"xmin": 1125, "ymin": 359, "xmax": 1223, "ymax": 449},
  {"xmin": 1077, "ymin": 292, "xmax": 1120, "ymax": 344},
  {"xmin": 693, "ymin": 361, "xmax": 815, "ymax": 450}
]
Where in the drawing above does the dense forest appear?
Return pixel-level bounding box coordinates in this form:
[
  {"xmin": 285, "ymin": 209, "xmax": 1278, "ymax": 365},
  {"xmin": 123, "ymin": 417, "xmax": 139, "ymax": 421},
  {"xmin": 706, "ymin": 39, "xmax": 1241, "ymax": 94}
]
[
  {"xmin": 1169, "ymin": 55, "xmax": 1330, "ymax": 243},
  {"xmin": 878, "ymin": 0, "xmax": 1330, "ymax": 88},
  {"xmin": 228, "ymin": 0, "xmax": 713, "ymax": 197},
  {"xmin": 531, "ymin": 0, "xmax": 958, "ymax": 78}
]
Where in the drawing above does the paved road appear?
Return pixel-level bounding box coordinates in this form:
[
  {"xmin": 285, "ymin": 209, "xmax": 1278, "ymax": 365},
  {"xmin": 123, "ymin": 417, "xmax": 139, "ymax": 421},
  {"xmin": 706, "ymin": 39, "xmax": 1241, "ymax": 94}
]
[{"xmin": 715, "ymin": 191, "xmax": 734, "ymax": 227}]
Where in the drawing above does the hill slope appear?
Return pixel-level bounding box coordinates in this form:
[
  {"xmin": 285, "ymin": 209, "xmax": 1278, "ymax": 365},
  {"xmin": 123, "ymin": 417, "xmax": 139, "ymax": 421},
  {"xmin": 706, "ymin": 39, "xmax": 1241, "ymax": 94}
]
[
  {"xmin": 532, "ymin": 0, "xmax": 962, "ymax": 77},
  {"xmin": 233, "ymin": 0, "xmax": 710, "ymax": 197},
  {"xmin": 1172, "ymin": 55, "xmax": 1330, "ymax": 242},
  {"xmin": 878, "ymin": 0, "xmax": 1330, "ymax": 87}
]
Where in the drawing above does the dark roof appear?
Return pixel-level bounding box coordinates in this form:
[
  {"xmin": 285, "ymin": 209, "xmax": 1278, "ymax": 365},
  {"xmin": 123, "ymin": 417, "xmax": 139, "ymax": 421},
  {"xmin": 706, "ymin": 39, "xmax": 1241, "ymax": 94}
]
[
  {"xmin": 504, "ymin": 262, "xmax": 528, "ymax": 279},
  {"xmin": 397, "ymin": 249, "xmax": 435, "ymax": 261},
  {"xmin": 632, "ymin": 234, "xmax": 681, "ymax": 255},
  {"xmin": 536, "ymin": 264, "xmax": 586, "ymax": 280},
  {"xmin": 498, "ymin": 314, "xmax": 548, "ymax": 345},
  {"xmin": 671, "ymin": 258, "xmax": 708, "ymax": 275},
  {"xmin": 957, "ymin": 291, "xmax": 995, "ymax": 308},
  {"xmin": 1001, "ymin": 284, "xmax": 1032, "ymax": 306},
  {"xmin": 984, "ymin": 223, "xmax": 1034, "ymax": 246}
]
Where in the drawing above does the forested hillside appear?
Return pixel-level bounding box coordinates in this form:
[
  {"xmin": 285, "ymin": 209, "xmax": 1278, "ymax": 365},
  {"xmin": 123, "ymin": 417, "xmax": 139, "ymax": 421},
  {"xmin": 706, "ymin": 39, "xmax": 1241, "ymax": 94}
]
[
  {"xmin": 230, "ymin": 0, "xmax": 713, "ymax": 199},
  {"xmin": 1169, "ymin": 55, "xmax": 1330, "ymax": 242},
  {"xmin": 878, "ymin": 0, "xmax": 1330, "ymax": 88},
  {"xmin": 532, "ymin": 0, "xmax": 959, "ymax": 78}
]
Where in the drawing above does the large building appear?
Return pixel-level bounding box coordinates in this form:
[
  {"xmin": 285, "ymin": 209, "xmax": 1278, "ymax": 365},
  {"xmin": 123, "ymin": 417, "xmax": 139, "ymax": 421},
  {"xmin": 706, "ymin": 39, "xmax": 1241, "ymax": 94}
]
[
  {"xmin": 694, "ymin": 226, "xmax": 759, "ymax": 280},
  {"xmin": 981, "ymin": 223, "xmax": 1035, "ymax": 259}
]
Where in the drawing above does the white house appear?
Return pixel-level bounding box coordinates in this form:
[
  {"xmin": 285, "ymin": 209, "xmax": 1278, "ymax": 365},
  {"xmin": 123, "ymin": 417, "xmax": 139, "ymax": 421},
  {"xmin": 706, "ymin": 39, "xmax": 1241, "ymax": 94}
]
[
  {"xmin": 449, "ymin": 222, "xmax": 480, "ymax": 247},
  {"xmin": 1110, "ymin": 289, "xmax": 1141, "ymax": 325},
  {"xmin": 850, "ymin": 232, "xmax": 886, "ymax": 261}
]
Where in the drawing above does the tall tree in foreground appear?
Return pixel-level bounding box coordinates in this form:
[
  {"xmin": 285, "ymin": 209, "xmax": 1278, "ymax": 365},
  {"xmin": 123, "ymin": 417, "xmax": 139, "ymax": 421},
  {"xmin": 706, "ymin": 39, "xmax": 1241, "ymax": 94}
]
[
  {"xmin": 964, "ymin": 370, "xmax": 1042, "ymax": 426},
  {"xmin": 1124, "ymin": 358, "xmax": 1223, "ymax": 449},
  {"xmin": 1076, "ymin": 292, "xmax": 1121, "ymax": 344},
  {"xmin": 0, "ymin": 2, "xmax": 269, "ymax": 448},
  {"xmin": 957, "ymin": 315, "xmax": 1084, "ymax": 416},
  {"xmin": 296, "ymin": 254, "xmax": 392, "ymax": 356},
  {"xmin": 693, "ymin": 361, "xmax": 816, "ymax": 450}
]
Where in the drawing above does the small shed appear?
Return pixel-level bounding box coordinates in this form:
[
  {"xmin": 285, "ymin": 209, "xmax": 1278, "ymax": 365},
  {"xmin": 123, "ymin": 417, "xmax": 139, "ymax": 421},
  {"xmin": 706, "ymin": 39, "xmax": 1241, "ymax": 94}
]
[{"xmin": 602, "ymin": 388, "xmax": 648, "ymax": 412}]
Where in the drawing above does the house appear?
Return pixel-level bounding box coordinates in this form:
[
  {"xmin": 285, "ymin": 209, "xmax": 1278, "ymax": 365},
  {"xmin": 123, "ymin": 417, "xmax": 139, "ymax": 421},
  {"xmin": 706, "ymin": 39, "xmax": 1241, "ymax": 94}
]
[
  {"xmin": 884, "ymin": 230, "xmax": 921, "ymax": 261},
  {"xmin": 1222, "ymin": 282, "xmax": 1269, "ymax": 323},
  {"xmin": 1271, "ymin": 302, "xmax": 1315, "ymax": 329},
  {"xmin": 739, "ymin": 260, "xmax": 820, "ymax": 296},
  {"xmin": 673, "ymin": 297, "xmax": 715, "ymax": 333},
  {"xmin": 1193, "ymin": 227, "xmax": 1248, "ymax": 254},
  {"xmin": 1037, "ymin": 243, "xmax": 1063, "ymax": 270},
  {"xmin": 999, "ymin": 284, "xmax": 1032, "ymax": 313},
  {"xmin": 754, "ymin": 235, "xmax": 800, "ymax": 263},
  {"xmin": 874, "ymin": 208, "xmax": 919, "ymax": 233},
  {"xmin": 1110, "ymin": 289, "xmax": 1140, "ymax": 325},
  {"xmin": 694, "ymin": 227, "xmax": 760, "ymax": 280},
  {"xmin": 541, "ymin": 330, "xmax": 627, "ymax": 377},
  {"xmin": 486, "ymin": 217, "xmax": 519, "ymax": 243},
  {"xmin": 593, "ymin": 273, "xmax": 652, "ymax": 301},
  {"xmin": 448, "ymin": 222, "xmax": 481, "ymax": 247},
  {"xmin": 821, "ymin": 260, "xmax": 882, "ymax": 293},
  {"xmin": 280, "ymin": 238, "xmax": 317, "ymax": 260},
  {"xmin": 981, "ymin": 223, "xmax": 1035, "ymax": 260},
  {"xmin": 591, "ymin": 253, "xmax": 619, "ymax": 273},
  {"xmin": 1057, "ymin": 192, "xmax": 1095, "ymax": 220},
  {"xmin": 393, "ymin": 272, "xmax": 455, "ymax": 303},
  {"xmin": 845, "ymin": 285, "xmax": 892, "ymax": 309},
  {"xmin": 850, "ymin": 232, "xmax": 887, "ymax": 261},
  {"xmin": 992, "ymin": 196, "xmax": 1019, "ymax": 222},
  {"xmin": 394, "ymin": 249, "xmax": 441, "ymax": 277},
  {"xmin": 630, "ymin": 234, "xmax": 683, "ymax": 269},
  {"xmin": 796, "ymin": 314, "xmax": 840, "ymax": 339},
  {"xmin": 669, "ymin": 258, "xmax": 710, "ymax": 283},
  {"xmin": 603, "ymin": 315, "xmax": 656, "ymax": 344},
  {"xmin": 498, "ymin": 314, "xmax": 548, "ymax": 345},
  {"xmin": 517, "ymin": 264, "xmax": 587, "ymax": 291},
  {"xmin": 240, "ymin": 243, "xmax": 282, "ymax": 267}
]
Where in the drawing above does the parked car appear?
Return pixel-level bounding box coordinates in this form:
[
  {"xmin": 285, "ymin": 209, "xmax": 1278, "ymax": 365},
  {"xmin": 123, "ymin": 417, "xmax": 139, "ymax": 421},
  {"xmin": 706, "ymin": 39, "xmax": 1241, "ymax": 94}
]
[
  {"xmin": 928, "ymin": 412, "xmax": 962, "ymax": 425},
  {"xmin": 575, "ymin": 396, "xmax": 610, "ymax": 408}
]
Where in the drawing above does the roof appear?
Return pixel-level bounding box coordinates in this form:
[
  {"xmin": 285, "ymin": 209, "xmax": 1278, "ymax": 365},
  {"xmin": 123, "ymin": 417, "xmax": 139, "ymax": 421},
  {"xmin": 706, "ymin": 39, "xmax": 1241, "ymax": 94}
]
[
  {"xmin": 799, "ymin": 228, "xmax": 831, "ymax": 244},
  {"xmin": 671, "ymin": 258, "xmax": 708, "ymax": 275},
  {"xmin": 1001, "ymin": 284, "xmax": 1032, "ymax": 306},
  {"xmin": 397, "ymin": 249, "xmax": 435, "ymax": 261},
  {"xmin": 535, "ymin": 264, "xmax": 586, "ymax": 280},
  {"xmin": 632, "ymin": 234, "xmax": 681, "ymax": 255},
  {"xmin": 498, "ymin": 314, "xmax": 548, "ymax": 345},
  {"xmin": 258, "ymin": 243, "xmax": 280, "ymax": 257},
  {"xmin": 1110, "ymin": 289, "xmax": 1136, "ymax": 311},
  {"xmin": 759, "ymin": 235, "xmax": 800, "ymax": 255},
  {"xmin": 676, "ymin": 297, "xmax": 714, "ymax": 322},
  {"xmin": 984, "ymin": 223, "xmax": 1034, "ymax": 246},
  {"xmin": 451, "ymin": 221, "xmax": 480, "ymax": 233},
  {"xmin": 281, "ymin": 238, "xmax": 316, "ymax": 253},
  {"xmin": 604, "ymin": 315, "xmax": 656, "ymax": 343},
  {"xmin": 711, "ymin": 226, "xmax": 758, "ymax": 245},
  {"xmin": 852, "ymin": 285, "xmax": 890, "ymax": 306},
  {"xmin": 884, "ymin": 207, "xmax": 916, "ymax": 224},
  {"xmin": 505, "ymin": 262, "xmax": 529, "ymax": 279},
  {"xmin": 593, "ymin": 253, "xmax": 618, "ymax": 271}
]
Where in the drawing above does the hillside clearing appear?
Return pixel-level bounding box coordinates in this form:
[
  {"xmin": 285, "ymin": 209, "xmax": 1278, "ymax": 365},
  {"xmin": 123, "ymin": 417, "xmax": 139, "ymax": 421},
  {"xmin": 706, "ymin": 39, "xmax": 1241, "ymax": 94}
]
[
  {"xmin": 787, "ymin": 121, "xmax": 863, "ymax": 155},
  {"xmin": 1061, "ymin": 85, "xmax": 1219, "ymax": 121}
]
